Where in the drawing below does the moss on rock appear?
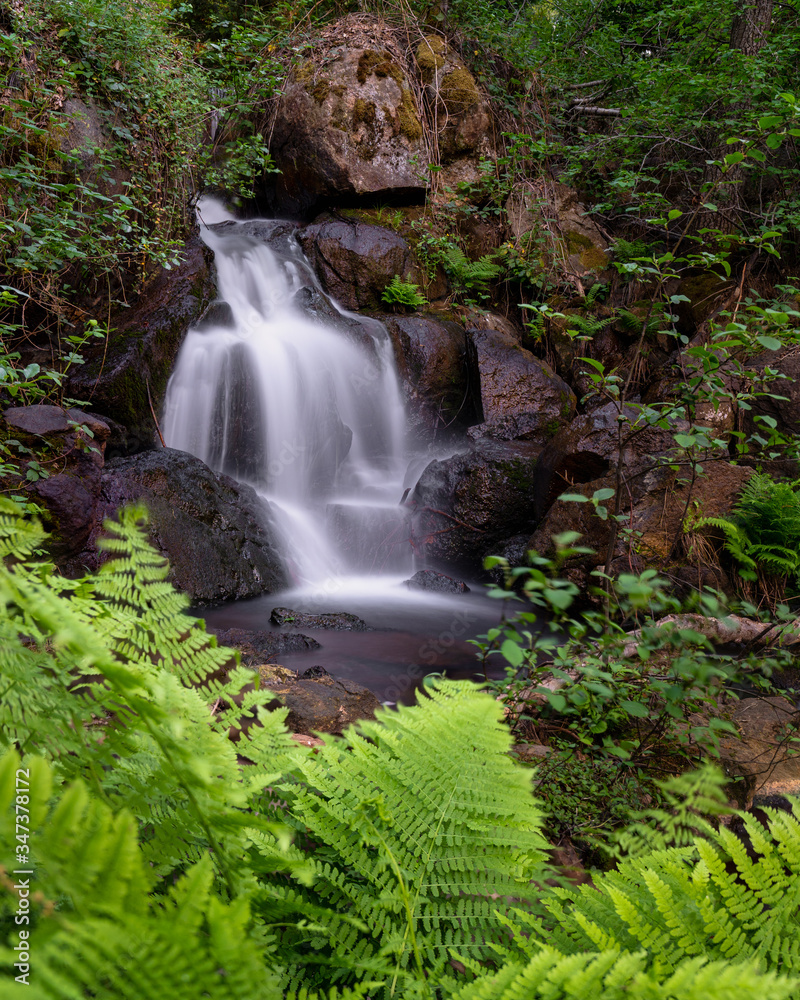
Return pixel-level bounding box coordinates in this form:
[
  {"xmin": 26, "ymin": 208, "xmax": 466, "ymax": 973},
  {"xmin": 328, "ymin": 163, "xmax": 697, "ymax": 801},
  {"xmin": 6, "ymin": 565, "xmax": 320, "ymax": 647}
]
[
  {"xmin": 416, "ymin": 35, "xmax": 447, "ymax": 82},
  {"xmin": 357, "ymin": 49, "xmax": 403, "ymax": 85},
  {"xmin": 397, "ymin": 87, "xmax": 423, "ymax": 140},
  {"xmin": 440, "ymin": 67, "xmax": 480, "ymax": 112}
]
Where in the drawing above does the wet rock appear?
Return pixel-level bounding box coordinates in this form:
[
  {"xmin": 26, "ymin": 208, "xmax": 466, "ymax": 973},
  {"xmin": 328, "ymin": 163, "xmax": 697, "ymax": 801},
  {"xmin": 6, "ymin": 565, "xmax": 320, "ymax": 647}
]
[
  {"xmin": 208, "ymin": 628, "xmax": 321, "ymax": 665},
  {"xmin": 1, "ymin": 405, "xmax": 110, "ymax": 569},
  {"xmin": 264, "ymin": 20, "xmax": 427, "ymax": 214},
  {"xmin": 404, "ymin": 569, "xmax": 470, "ymax": 593},
  {"xmin": 270, "ymin": 607, "xmax": 373, "ymax": 630},
  {"xmin": 383, "ymin": 313, "xmax": 476, "ymax": 435},
  {"xmin": 466, "ymin": 327, "xmax": 576, "ymax": 442},
  {"xmin": 409, "ymin": 438, "xmax": 541, "ymax": 571},
  {"xmin": 256, "ymin": 663, "xmax": 381, "ymax": 735},
  {"xmin": 298, "ymin": 220, "xmax": 417, "ymax": 311},
  {"xmin": 68, "ymin": 233, "xmax": 215, "ymax": 455},
  {"xmin": 89, "ymin": 448, "xmax": 287, "ymax": 603}
]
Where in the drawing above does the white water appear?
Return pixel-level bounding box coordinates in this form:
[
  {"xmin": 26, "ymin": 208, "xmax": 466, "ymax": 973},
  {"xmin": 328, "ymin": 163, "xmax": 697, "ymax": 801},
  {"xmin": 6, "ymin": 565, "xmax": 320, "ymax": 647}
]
[{"xmin": 162, "ymin": 201, "xmax": 417, "ymax": 586}]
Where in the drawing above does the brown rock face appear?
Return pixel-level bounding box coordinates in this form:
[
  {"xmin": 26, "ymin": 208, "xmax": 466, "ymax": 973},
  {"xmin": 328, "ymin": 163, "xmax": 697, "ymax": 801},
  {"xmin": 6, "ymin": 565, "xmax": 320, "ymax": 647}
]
[
  {"xmin": 466, "ymin": 327, "xmax": 576, "ymax": 442},
  {"xmin": 414, "ymin": 35, "xmax": 493, "ymax": 187},
  {"xmin": 298, "ymin": 220, "xmax": 416, "ymax": 311},
  {"xmin": 2, "ymin": 405, "xmax": 110, "ymax": 570},
  {"xmin": 266, "ymin": 37, "xmax": 427, "ymax": 214}
]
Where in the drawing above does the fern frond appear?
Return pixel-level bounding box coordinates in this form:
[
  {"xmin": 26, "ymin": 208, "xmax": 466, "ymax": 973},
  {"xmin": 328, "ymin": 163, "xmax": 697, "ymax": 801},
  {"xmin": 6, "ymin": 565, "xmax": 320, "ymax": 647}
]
[{"xmin": 269, "ymin": 681, "xmax": 549, "ymax": 990}]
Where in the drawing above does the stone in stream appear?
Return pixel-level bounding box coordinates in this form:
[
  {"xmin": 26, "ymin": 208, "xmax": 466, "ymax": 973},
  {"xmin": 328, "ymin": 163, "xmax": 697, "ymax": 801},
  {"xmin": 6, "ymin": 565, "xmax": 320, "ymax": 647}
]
[
  {"xmin": 270, "ymin": 607, "xmax": 373, "ymax": 631},
  {"xmin": 257, "ymin": 664, "xmax": 382, "ymax": 735},
  {"xmin": 403, "ymin": 570, "xmax": 470, "ymax": 594},
  {"xmin": 208, "ymin": 627, "xmax": 321, "ymax": 665}
]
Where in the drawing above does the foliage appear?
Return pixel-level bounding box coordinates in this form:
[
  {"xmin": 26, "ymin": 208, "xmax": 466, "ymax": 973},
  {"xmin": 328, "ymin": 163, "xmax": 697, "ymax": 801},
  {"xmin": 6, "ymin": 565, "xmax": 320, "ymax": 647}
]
[
  {"xmin": 475, "ymin": 534, "xmax": 793, "ymax": 849},
  {"xmin": 691, "ymin": 471, "xmax": 800, "ymax": 604},
  {"xmin": 0, "ymin": 503, "xmax": 797, "ymax": 997},
  {"xmin": 381, "ymin": 274, "xmax": 427, "ymax": 310}
]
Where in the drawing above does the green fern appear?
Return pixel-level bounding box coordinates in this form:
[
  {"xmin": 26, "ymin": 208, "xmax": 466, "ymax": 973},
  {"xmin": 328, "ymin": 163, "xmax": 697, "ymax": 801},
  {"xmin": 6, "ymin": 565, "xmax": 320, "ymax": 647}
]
[
  {"xmin": 381, "ymin": 275, "xmax": 427, "ymax": 309},
  {"xmin": 439, "ymin": 243, "xmax": 503, "ymax": 292},
  {"xmin": 268, "ymin": 681, "xmax": 550, "ymax": 993},
  {"xmin": 0, "ymin": 751, "xmax": 283, "ymax": 1000},
  {"xmin": 535, "ymin": 800, "xmax": 800, "ymax": 976},
  {"xmin": 692, "ymin": 473, "xmax": 800, "ymax": 598}
]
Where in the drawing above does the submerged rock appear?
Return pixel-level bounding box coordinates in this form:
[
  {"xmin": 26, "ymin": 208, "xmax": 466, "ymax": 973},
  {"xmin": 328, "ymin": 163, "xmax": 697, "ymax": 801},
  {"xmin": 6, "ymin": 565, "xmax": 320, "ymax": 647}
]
[
  {"xmin": 270, "ymin": 607, "xmax": 373, "ymax": 631},
  {"xmin": 257, "ymin": 664, "xmax": 381, "ymax": 735},
  {"xmin": 208, "ymin": 628, "xmax": 321, "ymax": 664},
  {"xmin": 404, "ymin": 569, "xmax": 470, "ymax": 594},
  {"xmin": 91, "ymin": 448, "xmax": 287, "ymax": 603}
]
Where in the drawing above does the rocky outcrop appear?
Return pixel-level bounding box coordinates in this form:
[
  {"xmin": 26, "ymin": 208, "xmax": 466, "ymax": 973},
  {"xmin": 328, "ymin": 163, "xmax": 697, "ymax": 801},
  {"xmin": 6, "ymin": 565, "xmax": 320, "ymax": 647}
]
[
  {"xmin": 265, "ymin": 20, "xmax": 427, "ymax": 214},
  {"xmin": 270, "ymin": 607, "xmax": 373, "ymax": 631},
  {"xmin": 466, "ymin": 327, "xmax": 576, "ymax": 441},
  {"xmin": 414, "ymin": 35, "xmax": 493, "ymax": 188},
  {"xmin": 408, "ymin": 438, "xmax": 541, "ymax": 570},
  {"xmin": 298, "ymin": 220, "xmax": 417, "ymax": 311},
  {"xmin": 2, "ymin": 405, "xmax": 110, "ymax": 571},
  {"xmin": 505, "ymin": 179, "xmax": 610, "ymax": 293},
  {"xmin": 528, "ymin": 460, "xmax": 753, "ymax": 588},
  {"xmin": 90, "ymin": 448, "xmax": 286, "ymax": 603},
  {"xmin": 68, "ymin": 233, "xmax": 215, "ymax": 455},
  {"xmin": 257, "ymin": 664, "xmax": 382, "ymax": 735},
  {"xmin": 531, "ymin": 401, "xmax": 680, "ymax": 522},
  {"xmin": 404, "ymin": 569, "xmax": 470, "ymax": 594},
  {"xmin": 384, "ymin": 313, "xmax": 476, "ymax": 435}
]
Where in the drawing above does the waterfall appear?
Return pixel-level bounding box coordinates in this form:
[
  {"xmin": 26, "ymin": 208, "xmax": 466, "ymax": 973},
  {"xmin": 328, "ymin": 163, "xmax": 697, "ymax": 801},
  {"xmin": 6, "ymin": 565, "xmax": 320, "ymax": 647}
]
[{"xmin": 162, "ymin": 201, "xmax": 415, "ymax": 586}]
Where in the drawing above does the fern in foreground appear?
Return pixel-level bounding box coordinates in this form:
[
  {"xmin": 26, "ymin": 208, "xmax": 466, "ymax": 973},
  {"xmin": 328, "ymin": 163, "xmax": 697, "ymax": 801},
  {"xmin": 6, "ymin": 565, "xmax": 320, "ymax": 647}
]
[{"xmin": 268, "ymin": 680, "xmax": 550, "ymax": 994}]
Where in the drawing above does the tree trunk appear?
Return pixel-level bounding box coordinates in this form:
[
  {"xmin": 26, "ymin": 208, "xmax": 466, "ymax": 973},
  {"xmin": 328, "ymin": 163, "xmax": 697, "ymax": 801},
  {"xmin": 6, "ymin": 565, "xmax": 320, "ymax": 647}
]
[{"xmin": 730, "ymin": 0, "xmax": 774, "ymax": 56}]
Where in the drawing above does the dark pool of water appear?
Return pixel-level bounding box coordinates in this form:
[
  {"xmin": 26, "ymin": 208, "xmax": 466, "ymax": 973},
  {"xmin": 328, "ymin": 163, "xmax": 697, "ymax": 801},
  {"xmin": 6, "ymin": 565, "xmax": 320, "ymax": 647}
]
[{"xmin": 197, "ymin": 575, "xmax": 519, "ymax": 703}]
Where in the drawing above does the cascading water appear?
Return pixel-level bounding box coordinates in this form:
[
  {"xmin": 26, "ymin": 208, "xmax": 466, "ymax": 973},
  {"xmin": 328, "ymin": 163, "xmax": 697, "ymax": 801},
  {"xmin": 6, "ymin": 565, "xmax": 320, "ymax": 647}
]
[{"xmin": 162, "ymin": 200, "xmax": 416, "ymax": 587}]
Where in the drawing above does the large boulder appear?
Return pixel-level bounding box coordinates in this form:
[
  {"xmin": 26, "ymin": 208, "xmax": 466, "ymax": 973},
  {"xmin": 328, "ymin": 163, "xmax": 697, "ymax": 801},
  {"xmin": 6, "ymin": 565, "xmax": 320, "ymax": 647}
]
[
  {"xmin": 68, "ymin": 233, "xmax": 215, "ymax": 455},
  {"xmin": 466, "ymin": 327, "xmax": 576, "ymax": 442},
  {"xmin": 89, "ymin": 448, "xmax": 287, "ymax": 603},
  {"xmin": 383, "ymin": 313, "xmax": 477, "ymax": 435},
  {"xmin": 1, "ymin": 405, "xmax": 110, "ymax": 571},
  {"xmin": 265, "ymin": 19, "xmax": 427, "ymax": 214},
  {"xmin": 298, "ymin": 220, "xmax": 417, "ymax": 311},
  {"xmin": 408, "ymin": 438, "xmax": 541, "ymax": 571}
]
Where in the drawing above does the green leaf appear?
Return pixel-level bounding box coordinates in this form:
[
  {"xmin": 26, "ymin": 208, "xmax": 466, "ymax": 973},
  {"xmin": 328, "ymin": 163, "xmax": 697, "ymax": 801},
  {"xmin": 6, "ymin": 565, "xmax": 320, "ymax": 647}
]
[
  {"xmin": 621, "ymin": 700, "xmax": 650, "ymax": 718},
  {"xmin": 592, "ymin": 488, "xmax": 616, "ymax": 502},
  {"xmin": 756, "ymin": 335, "xmax": 782, "ymax": 351},
  {"xmin": 500, "ymin": 639, "xmax": 525, "ymax": 668}
]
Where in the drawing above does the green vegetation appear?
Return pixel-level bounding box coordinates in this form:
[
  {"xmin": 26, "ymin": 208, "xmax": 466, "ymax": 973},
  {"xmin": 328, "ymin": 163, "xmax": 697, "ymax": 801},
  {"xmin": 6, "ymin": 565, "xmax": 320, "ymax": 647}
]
[
  {"xmin": 1, "ymin": 502, "xmax": 799, "ymax": 998},
  {"xmin": 381, "ymin": 274, "xmax": 428, "ymax": 309}
]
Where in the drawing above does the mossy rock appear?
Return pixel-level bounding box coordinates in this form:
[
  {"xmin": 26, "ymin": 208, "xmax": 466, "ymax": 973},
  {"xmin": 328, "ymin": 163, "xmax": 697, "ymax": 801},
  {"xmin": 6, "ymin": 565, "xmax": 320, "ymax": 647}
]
[
  {"xmin": 415, "ymin": 35, "xmax": 447, "ymax": 82},
  {"xmin": 440, "ymin": 67, "xmax": 480, "ymax": 112}
]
